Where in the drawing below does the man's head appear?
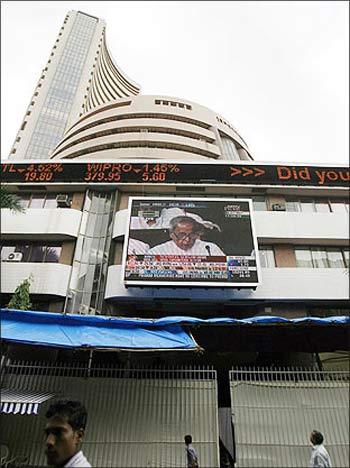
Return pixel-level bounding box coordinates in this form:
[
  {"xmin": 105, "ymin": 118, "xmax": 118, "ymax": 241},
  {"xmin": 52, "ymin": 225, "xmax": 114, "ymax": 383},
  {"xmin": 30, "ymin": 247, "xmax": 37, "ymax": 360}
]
[
  {"xmin": 44, "ymin": 400, "xmax": 87, "ymax": 467},
  {"xmin": 169, "ymin": 216, "xmax": 203, "ymax": 251},
  {"xmin": 310, "ymin": 430, "xmax": 324, "ymax": 446},
  {"xmin": 184, "ymin": 434, "xmax": 193, "ymax": 445}
]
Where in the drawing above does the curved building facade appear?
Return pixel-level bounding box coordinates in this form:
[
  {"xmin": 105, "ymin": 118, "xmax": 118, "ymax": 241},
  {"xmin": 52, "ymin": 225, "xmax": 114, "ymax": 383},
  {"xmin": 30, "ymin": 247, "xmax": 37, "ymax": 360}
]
[
  {"xmin": 8, "ymin": 10, "xmax": 140, "ymax": 160},
  {"xmin": 50, "ymin": 95, "xmax": 252, "ymax": 162}
]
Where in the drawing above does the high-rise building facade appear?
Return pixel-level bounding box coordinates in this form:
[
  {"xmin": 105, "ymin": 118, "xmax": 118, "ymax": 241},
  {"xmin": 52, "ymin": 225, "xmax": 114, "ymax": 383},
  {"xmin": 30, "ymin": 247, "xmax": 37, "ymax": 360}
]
[
  {"xmin": 8, "ymin": 10, "xmax": 140, "ymax": 161},
  {"xmin": 1, "ymin": 10, "xmax": 349, "ymax": 468}
]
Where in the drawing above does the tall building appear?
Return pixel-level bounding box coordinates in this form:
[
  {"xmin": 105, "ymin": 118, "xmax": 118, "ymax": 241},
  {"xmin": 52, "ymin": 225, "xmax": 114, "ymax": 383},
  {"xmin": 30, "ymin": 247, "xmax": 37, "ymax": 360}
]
[
  {"xmin": 1, "ymin": 10, "xmax": 349, "ymax": 468},
  {"xmin": 8, "ymin": 10, "xmax": 140, "ymax": 161}
]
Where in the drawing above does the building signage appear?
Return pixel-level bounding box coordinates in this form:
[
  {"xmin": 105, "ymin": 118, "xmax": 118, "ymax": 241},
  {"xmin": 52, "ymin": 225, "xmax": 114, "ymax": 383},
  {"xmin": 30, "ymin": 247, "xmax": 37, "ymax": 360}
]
[
  {"xmin": 122, "ymin": 197, "xmax": 260, "ymax": 288},
  {"xmin": 1, "ymin": 161, "xmax": 348, "ymax": 187}
]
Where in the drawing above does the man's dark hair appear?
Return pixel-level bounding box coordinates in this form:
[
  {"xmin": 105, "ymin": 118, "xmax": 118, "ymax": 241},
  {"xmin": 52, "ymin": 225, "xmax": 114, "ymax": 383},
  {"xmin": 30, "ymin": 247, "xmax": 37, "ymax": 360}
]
[
  {"xmin": 169, "ymin": 216, "xmax": 203, "ymax": 235},
  {"xmin": 310, "ymin": 430, "xmax": 324, "ymax": 445},
  {"xmin": 46, "ymin": 399, "xmax": 87, "ymax": 431},
  {"xmin": 184, "ymin": 434, "xmax": 192, "ymax": 445}
]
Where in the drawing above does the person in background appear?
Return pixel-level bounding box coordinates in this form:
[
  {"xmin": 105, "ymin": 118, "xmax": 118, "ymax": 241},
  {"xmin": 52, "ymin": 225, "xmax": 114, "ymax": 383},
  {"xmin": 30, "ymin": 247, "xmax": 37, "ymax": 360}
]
[
  {"xmin": 184, "ymin": 434, "xmax": 199, "ymax": 468},
  {"xmin": 309, "ymin": 430, "xmax": 332, "ymax": 467},
  {"xmin": 44, "ymin": 399, "xmax": 91, "ymax": 468},
  {"xmin": 127, "ymin": 237, "xmax": 150, "ymax": 255}
]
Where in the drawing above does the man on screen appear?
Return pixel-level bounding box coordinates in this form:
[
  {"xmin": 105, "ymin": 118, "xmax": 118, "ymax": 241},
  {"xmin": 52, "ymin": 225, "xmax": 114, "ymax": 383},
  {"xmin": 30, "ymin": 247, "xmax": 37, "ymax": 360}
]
[{"xmin": 147, "ymin": 216, "xmax": 225, "ymax": 256}]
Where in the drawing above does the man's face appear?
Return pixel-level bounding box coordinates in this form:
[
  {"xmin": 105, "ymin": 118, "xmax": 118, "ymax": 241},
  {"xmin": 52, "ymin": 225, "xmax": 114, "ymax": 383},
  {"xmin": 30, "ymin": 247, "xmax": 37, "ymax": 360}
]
[
  {"xmin": 45, "ymin": 415, "xmax": 83, "ymax": 467},
  {"xmin": 170, "ymin": 221, "xmax": 199, "ymax": 251}
]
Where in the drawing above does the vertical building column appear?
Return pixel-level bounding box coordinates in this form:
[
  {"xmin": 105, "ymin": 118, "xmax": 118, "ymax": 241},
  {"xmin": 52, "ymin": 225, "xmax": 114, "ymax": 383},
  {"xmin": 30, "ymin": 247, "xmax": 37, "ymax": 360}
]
[
  {"xmin": 209, "ymin": 125, "xmax": 225, "ymax": 159},
  {"xmin": 64, "ymin": 188, "xmax": 117, "ymax": 315}
]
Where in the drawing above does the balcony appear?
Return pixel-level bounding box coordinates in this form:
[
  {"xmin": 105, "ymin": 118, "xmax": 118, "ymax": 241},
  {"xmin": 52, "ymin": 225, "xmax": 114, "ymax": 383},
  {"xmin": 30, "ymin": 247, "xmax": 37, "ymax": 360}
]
[
  {"xmin": 1, "ymin": 208, "xmax": 82, "ymax": 240},
  {"xmin": 1, "ymin": 262, "xmax": 71, "ymax": 297},
  {"xmin": 253, "ymin": 211, "xmax": 348, "ymax": 244}
]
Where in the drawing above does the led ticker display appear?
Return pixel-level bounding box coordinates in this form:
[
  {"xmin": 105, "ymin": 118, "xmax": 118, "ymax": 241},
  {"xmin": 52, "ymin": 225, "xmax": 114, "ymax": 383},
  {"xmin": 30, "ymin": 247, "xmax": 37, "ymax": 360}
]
[
  {"xmin": 122, "ymin": 197, "xmax": 260, "ymax": 288},
  {"xmin": 1, "ymin": 161, "xmax": 349, "ymax": 187}
]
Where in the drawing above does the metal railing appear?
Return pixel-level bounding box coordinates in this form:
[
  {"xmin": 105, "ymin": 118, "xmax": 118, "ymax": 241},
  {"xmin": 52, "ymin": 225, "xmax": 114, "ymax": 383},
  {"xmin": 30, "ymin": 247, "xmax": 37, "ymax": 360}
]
[{"xmin": 2, "ymin": 359, "xmax": 216, "ymax": 381}]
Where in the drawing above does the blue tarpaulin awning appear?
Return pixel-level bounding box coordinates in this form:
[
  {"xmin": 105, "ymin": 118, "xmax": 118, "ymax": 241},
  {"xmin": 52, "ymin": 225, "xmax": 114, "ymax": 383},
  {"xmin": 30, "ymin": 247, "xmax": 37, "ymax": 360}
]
[
  {"xmin": 0, "ymin": 309, "xmax": 199, "ymax": 351},
  {"xmin": 1, "ymin": 309, "xmax": 348, "ymax": 351}
]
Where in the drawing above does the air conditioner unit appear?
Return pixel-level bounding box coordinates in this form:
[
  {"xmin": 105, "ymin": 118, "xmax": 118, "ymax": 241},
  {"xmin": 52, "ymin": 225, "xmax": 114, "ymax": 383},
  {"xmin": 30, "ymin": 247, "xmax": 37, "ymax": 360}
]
[
  {"xmin": 272, "ymin": 203, "xmax": 286, "ymax": 211},
  {"xmin": 7, "ymin": 252, "xmax": 23, "ymax": 262},
  {"xmin": 56, "ymin": 194, "xmax": 71, "ymax": 208}
]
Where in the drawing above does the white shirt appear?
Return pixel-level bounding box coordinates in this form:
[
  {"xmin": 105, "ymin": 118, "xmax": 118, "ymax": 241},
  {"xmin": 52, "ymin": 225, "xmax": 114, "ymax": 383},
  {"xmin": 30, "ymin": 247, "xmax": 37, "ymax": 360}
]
[
  {"xmin": 185, "ymin": 444, "xmax": 199, "ymax": 467},
  {"xmin": 64, "ymin": 450, "xmax": 91, "ymax": 468},
  {"xmin": 310, "ymin": 444, "xmax": 332, "ymax": 468},
  {"xmin": 148, "ymin": 239, "xmax": 225, "ymax": 256}
]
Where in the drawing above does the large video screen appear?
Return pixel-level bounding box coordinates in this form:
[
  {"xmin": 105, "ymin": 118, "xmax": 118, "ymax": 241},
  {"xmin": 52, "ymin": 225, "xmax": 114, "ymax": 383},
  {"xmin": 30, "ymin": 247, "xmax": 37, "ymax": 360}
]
[{"xmin": 122, "ymin": 197, "xmax": 260, "ymax": 287}]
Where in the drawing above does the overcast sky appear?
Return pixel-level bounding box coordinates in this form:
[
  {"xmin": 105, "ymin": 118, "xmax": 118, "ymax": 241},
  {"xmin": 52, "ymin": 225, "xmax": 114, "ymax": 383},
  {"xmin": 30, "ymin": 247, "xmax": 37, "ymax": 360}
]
[{"xmin": 1, "ymin": 1, "xmax": 349, "ymax": 165}]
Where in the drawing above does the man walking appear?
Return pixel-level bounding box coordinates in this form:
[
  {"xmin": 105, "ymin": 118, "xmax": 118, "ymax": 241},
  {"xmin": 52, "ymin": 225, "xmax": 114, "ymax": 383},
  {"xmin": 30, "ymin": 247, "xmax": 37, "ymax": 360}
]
[
  {"xmin": 44, "ymin": 399, "xmax": 91, "ymax": 467},
  {"xmin": 309, "ymin": 430, "xmax": 332, "ymax": 467},
  {"xmin": 184, "ymin": 434, "xmax": 199, "ymax": 468}
]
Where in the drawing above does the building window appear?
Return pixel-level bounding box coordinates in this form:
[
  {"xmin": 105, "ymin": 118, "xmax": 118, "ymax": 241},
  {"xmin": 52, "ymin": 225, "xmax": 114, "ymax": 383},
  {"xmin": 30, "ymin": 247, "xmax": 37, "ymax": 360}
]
[
  {"xmin": 326, "ymin": 248, "xmax": 345, "ymax": 268},
  {"xmin": 295, "ymin": 248, "xmax": 313, "ymax": 268},
  {"xmin": 16, "ymin": 193, "xmax": 68, "ymax": 209},
  {"xmin": 330, "ymin": 201, "xmax": 348, "ymax": 213},
  {"xmin": 314, "ymin": 199, "xmax": 331, "ymax": 212},
  {"xmin": 221, "ymin": 134, "xmax": 240, "ymax": 160},
  {"xmin": 285, "ymin": 197, "xmax": 348, "ymax": 213},
  {"xmin": 1, "ymin": 243, "xmax": 62, "ymax": 263},
  {"xmin": 154, "ymin": 99, "xmax": 192, "ymax": 110},
  {"xmin": 295, "ymin": 246, "xmax": 346, "ymax": 268},
  {"xmin": 299, "ymin": 198, "xmax": 315, "ymax": 213},
  {"xmin": 259, "ymin": 246, "xmax": 276, "ymax": 268},
  {"xmin": 311, "ymin": 247, "xmax": 329, "ymax": 268}
]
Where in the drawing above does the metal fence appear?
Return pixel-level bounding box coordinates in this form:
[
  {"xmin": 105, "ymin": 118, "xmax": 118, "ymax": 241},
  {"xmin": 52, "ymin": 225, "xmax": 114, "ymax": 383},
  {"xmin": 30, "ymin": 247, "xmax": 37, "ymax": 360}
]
[
  {"xmin": 2, "ymin": 360, "xmax": 219, "ymax": 467},
  {"xmin": 229, "ymin": 367, "xmax": 349, "ymax": 467}
]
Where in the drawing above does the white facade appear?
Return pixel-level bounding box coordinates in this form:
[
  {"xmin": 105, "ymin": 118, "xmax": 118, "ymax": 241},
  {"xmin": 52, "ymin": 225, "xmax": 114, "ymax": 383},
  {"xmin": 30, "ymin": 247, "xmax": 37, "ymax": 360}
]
[{"xmin": 50, "ymin": 95, "xmax": 252, "ymax": 162}]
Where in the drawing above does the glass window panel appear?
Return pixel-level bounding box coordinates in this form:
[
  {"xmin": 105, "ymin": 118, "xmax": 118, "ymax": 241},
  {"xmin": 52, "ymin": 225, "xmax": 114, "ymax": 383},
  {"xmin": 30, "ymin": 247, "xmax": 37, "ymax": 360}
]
[
  {"xmin": 30, "ymin": 194, "xmax": 45, "ymax": 208},
  {"xmin": 300, "ymin": 199, "xmax": 315, "ymax": 212},
  {"xmin": 80, "ymin": 237, "xmax": 93, "ymax": 264},
  {"xmin": 44, "ymin": 194, "xmax": 58, "ymax": 208},
  {"xmin": 314, "ymin": 200, "xmax": 331, "ymax": 213},
  {"xmin": 285, "ymin": 199, "xmax": 300, "ymax": 212},
  {"xmin": 259, "ymin": 247, "xmax": 275, "ymax": 268},
  {"xmin": 326, "ymin": 248, "xmax": 344, "ymax": 268},
  {"xmin": 311, "ymin": 247, "xmax": 328, "ymax": 268},
  {"xmin": 90, "ymin": 194, "xmax": 100, "ymax": 213},
  {"xmin": 330, "ymin": 201, "xmax": 347, "ymax": 213},
  {"xmin": 86, "ymin": 212, "xmax": 97, "ymax": 237},
  {"xmin": 93, "ymin": 213, "xmax": 104, "ymax": 237},
  {"xmin": 30, "ymin": 245, "xmax": 46, "ymax": 262},
  {"xmin": 77, "ymin": 263, "xmax": 88, "ymax": 291},
  {"xmin": 295, "ymin": 248, "xmax": 313, "ymax": 267},
  {"xmin": 45, "ymin": 246, "xmax": 61, "ymax": 262},
  {"xmin": 343, "ymin": 249, "xmax": 349, "ymax": 268}
]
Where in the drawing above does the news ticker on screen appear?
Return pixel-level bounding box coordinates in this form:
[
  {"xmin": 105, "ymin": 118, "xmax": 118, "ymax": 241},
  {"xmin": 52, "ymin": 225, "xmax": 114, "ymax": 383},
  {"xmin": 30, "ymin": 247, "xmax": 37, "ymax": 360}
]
[{"xmin": 1, "ymin": 162, "xmax": 348, "ymax": 187}]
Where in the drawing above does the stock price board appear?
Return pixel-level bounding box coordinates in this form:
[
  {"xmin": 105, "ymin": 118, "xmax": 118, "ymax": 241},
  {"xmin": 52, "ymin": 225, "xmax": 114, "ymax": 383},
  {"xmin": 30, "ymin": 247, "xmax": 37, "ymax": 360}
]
[{"xmin": 1, "ymin": 161, "xmax": 349, "ymax": 187}]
